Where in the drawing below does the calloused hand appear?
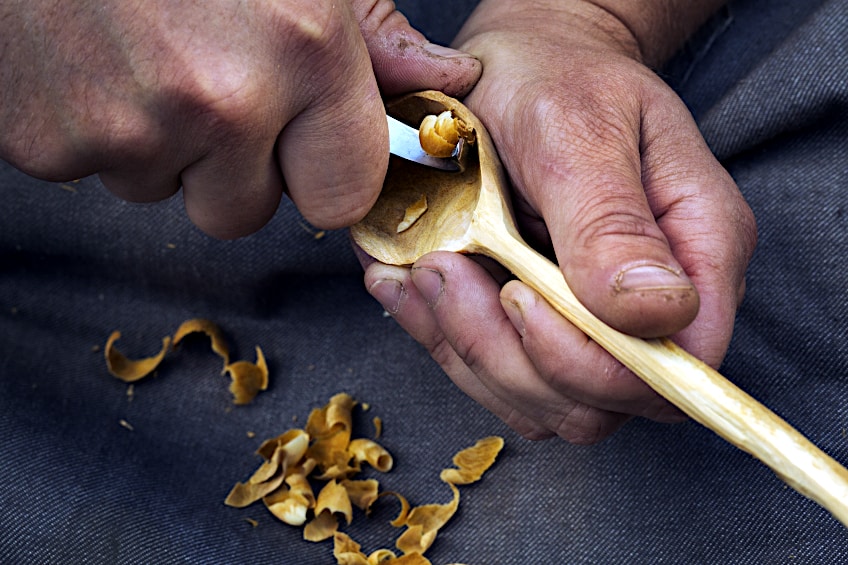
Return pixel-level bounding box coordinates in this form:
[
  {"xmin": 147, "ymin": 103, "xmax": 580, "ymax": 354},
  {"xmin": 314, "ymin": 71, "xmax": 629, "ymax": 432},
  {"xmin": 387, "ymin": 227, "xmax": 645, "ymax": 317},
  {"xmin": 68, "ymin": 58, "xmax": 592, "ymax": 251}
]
[
  {"xmin": 0, "ymin": 0, "xmax": 480, "ymax": 238},
  {"xmin": 364, "ymin": 0, "xmax": 756, "ymax": 443}
]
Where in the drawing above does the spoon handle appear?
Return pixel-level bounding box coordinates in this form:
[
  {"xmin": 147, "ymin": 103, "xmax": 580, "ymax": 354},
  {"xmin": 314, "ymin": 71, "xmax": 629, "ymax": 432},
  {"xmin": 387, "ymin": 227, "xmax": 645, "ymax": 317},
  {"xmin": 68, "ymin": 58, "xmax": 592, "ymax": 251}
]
[{"xmin": 476, "ymin": 228, "xmax": 848, "ymax": 526}]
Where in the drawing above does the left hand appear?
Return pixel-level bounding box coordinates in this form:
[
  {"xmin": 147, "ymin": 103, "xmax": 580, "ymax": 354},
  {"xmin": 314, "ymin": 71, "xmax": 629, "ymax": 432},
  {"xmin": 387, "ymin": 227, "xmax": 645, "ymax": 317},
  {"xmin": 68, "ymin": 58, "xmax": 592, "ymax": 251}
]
[{"xmin": 363, "ymin": 0, "xmax": 756, "ymax": 443}]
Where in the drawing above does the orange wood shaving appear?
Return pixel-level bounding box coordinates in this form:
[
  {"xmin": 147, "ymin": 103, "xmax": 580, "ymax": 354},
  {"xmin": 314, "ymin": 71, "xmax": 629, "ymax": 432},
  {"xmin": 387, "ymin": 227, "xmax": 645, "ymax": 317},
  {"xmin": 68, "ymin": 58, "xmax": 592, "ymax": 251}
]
[{"xmin": 104, "ymin": 331, "xmax": 170, "ymax": 383}]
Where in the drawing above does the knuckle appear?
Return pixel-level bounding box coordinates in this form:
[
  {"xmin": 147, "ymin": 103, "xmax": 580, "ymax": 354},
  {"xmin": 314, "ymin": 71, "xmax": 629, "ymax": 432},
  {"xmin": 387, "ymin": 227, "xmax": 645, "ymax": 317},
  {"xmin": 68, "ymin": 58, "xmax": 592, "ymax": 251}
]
[
  {"xmin": 1, "ymin": 135, "xmax": 65, "ymax": 180},
  {"xmin": 424, "ymin": 332, "xmax": 459, "ymax": 372},
  {"xmin": 572, "ymin": 195, "xmax": 666, "ymax": 249},
  {"xmin": 0, "ymin": 103, "xmax": 74, "ymax": 178},
  {"xmin": 97, "ymin": 107, "xmax": 163, "ymax": 162},
  {"xmin": 352, "ymin": 0, "xmax": 403, "ymax": 34},
  {"xmin": 277, "ymin": 1, "xmax": 351, "ymax": 61},
  {"xmin": 3, "ymin": 122, "xmax": 90, "ymax": 181},
  {"xmin": 288, "ymin": 2, "xmax": 339, "ymax": 43},
  {"xmin": 2, "ymin": 89, "xmax": 165, "ymax": 179},
  {"xmin": 448, "ymin": 330, "xmax": 489, "ymax": 378},
  {"xmin": 174, "ymin": 67, "xmax": 266, "ymax": 135}
]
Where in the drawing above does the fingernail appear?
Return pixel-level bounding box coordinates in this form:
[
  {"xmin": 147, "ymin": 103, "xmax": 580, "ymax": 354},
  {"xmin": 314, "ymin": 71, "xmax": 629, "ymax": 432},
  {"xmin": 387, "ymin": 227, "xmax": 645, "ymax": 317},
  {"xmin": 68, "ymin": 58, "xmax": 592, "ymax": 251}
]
[
  {"xmin": 614, "ymin": 265, "xmax": 694, "ymax": 293},
  {"xmin": 368, "ymin": 278, "xmax": 405, "ymax": 314},
  {"xmin": 499, "ymin": 297, "xmax": 526, "ymax": 337},
  {"xmin": 410, "ymin": 267, "xmax": 444, "ymax": 308},
  {"xmin": 422, "ymin": 42, "xmax": 477, "ymax": 60}
]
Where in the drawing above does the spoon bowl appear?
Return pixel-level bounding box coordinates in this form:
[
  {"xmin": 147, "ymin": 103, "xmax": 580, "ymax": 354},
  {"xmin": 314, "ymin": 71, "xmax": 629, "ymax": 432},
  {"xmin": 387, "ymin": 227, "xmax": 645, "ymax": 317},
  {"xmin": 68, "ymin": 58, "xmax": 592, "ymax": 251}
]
[
  {"xmin": 352, "ymin": 90, "xmax": 848, "ymax": 527},
  {"xmin": 353, "ymin": 91, "xmax": 515, "ymax": 265}
]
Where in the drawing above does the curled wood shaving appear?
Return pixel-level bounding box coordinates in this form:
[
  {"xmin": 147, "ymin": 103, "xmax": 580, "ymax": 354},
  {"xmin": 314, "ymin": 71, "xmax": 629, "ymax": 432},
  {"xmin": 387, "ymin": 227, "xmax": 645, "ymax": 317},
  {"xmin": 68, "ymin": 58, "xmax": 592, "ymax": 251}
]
[
  {"xmin": 105, "ymin": 331, "xmax": 170, "ymax": 383},
  {"xmin": 392, "ymin": 437, "xmax": 503, "ymax": 557},
  {"xmin": 333, "ymin": 532, "xmax": 371, "ymax": 565},
  {"xmin": 395, "ymin": 483, "xmax": 459, "ymax": 555},
  {"xmin": 265, "ymin": 489, "xmax": 312, "ymax": 526},
  {"xmin": 224, "ymin": 440, "xmax": 290, "ymax": 508},
  {"xmin": 224, "ymin": 346, "xmax": 268, "ymax": 405},
  {"xmin": 367, "ymin": 549, "xmax": 399, "ymax": 564},
  {"xmin": 396, "ymin": 195, "xmax": 428, "ymax": 234},
  {"xmin": 340, "ymin": 479, "xmax": 380, "ymax": 512},
  {"xmin": 418, "ymin": 111, "xmax": 475, "ymax": 158},
  {"xmin": 315, "ymin": 480, "xmax": 353, "ymax": 525},
  {"xmin": 378, "ymin": 491, "xmax": 411, "ymax": 528},
  {"xmin": 348, "ymin": 438, "xmax": 393, "ymax": 472},
  {"xmin": 103, "ymin": 319, "xmax": 267, "ymax": 404},
  {"xmin": 172, "ymin": 318, "xmax": 230, "ymax": 367},
  {"xmin": 304, "ymin": 508, "xmax": 341, "ymax": 542}
]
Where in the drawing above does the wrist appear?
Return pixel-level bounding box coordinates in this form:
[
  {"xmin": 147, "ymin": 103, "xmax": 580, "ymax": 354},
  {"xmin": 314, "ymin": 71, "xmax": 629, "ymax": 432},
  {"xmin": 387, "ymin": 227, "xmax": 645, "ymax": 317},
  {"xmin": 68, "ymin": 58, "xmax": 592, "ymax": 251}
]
[
  {"xmin": 454, "ymin": 0, "xmax": 642, "ymax": 64},
  {"xmin": 580, "ymin": 0, "xmax": 727, "ymax": 66},
  {"xmin": 455, "ymin": 0, "xmax": 726, "ymax": 68}
]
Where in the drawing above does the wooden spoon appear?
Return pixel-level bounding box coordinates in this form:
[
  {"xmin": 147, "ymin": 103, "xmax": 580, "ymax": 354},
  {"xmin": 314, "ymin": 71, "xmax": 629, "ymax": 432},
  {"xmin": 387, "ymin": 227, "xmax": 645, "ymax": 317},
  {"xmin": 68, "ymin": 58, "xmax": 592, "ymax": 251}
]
[{"xmin": 351, "ymin": 90, "xmax": 848, "ymax": 526}]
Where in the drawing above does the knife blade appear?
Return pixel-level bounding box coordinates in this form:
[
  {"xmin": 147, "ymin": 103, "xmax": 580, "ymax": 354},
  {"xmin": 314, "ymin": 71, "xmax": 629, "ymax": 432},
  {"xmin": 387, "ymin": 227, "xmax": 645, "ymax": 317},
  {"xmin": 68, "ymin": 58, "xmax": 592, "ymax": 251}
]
[{"xmin": 387, "ymin": 115, "xmax": 462, "ymax": 172}]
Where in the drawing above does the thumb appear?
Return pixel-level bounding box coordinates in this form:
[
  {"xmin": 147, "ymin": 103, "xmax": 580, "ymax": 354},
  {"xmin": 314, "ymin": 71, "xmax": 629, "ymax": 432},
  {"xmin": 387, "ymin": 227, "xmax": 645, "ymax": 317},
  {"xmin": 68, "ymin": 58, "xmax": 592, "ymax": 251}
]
[
  {"xmin": 352, "ymin": 0, "xmax": 482, "ymax": 97},
  {"xmin": 524, "ymin": 101, "xmax": 701, "ymax": 339}
]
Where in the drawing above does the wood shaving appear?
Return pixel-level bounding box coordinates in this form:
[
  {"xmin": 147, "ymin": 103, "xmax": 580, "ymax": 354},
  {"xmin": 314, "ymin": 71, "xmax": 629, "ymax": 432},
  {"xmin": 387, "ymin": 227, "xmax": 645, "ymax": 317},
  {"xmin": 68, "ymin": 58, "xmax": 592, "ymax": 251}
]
[
  {"xmin": 172, "ymin": 318, "xmax": 230, "ymax": 368},
  {"xmin": 396, "ymin": 195, "xmax": 428, "ymax": 233},
  {"xmin": 105, "ymin": 331, "xmax": 170, "ymax": 383},
  {"xmin": 224, "ymin": 346, "xmax": 268, "ymax": 405},
  {"xmin": 103, "ymin": 319, "xmax": 267, "ymax": 404},
  {"xmin": 418, "ymin": 111, "xmax": 475, "ymax": 158}
]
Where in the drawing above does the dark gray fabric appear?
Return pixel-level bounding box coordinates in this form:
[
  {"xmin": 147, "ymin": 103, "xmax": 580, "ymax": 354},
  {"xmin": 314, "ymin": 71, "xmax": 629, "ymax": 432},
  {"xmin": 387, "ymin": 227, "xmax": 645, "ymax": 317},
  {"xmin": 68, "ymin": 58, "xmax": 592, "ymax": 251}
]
[
  {"xmin": 2, "ymin": 0, "xmax": 847, "ymax": 563},
  {"xmin": 393, "ymin": 0, "xmax": 480, "ymax": 47}
]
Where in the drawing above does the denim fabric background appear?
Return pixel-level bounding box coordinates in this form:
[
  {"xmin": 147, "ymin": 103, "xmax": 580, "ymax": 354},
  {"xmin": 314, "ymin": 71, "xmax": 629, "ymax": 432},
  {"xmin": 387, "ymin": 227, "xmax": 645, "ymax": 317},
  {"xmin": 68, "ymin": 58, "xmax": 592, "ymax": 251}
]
[{"xmin": 1, "ymin": 0, "xmax": 846, "ymax": 562}]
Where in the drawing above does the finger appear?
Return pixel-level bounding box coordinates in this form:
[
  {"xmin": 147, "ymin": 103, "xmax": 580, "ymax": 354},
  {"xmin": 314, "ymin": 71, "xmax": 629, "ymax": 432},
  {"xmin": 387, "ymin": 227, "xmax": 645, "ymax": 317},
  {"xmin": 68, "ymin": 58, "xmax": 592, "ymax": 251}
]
[
  {"xmin": 363, "ymin": 260, "xmax": 553, "ymax": 440},
  {"xmin": 98, "ymin": 167, "xmax": 181, "ymax": 204},
  {"xmin": 548, "ymin": 90, "xmax": 699, "ymax": 338},
  {"xmin": 83, "ymin": 109, "xmax": 183, "ymax": 204},
  {"xmin": 639, "ymin": 87, "xmax": 757, "ymax": 367},
  {"xmin": 278, "ymin": 4, "xmax": 387, "ymax": 230},
  {"xmin": 409, "ymin": 251, "xmax": 631, "ymax": 444},
  {"xmin": 500, "ymin": 280, "xmax": 687, "ymax": 423},
  {"xmin": 352, "ymin": 0, "xmax": 482, "ymax": 97},
  {"xmin": 181, "ymin": 141, "xmax": 283, "ymax": 239}
]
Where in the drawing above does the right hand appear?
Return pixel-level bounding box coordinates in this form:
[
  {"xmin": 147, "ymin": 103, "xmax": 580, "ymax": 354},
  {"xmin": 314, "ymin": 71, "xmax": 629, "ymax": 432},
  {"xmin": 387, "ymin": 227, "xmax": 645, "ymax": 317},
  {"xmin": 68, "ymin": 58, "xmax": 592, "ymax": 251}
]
[{"xmin": 0, "ymin": 0, "xmax": 480, "ymax": 238}]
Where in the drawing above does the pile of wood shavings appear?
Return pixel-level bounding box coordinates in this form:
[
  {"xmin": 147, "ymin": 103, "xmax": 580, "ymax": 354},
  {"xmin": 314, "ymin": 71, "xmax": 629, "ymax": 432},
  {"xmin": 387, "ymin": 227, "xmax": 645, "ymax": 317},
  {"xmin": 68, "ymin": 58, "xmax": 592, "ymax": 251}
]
[{"xmin": 226, "ymin": 393, "xmax": 504, "ymax": 564}]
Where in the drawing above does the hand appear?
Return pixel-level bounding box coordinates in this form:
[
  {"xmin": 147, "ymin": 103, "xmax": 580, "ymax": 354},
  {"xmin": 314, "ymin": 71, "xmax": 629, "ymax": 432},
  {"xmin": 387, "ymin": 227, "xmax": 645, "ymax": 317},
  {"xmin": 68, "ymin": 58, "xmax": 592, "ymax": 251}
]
[
  {"xmin": 364, "ymin": 0, "xmax": 756, "ymax": 443},
  {"xmin": 0, "ymin": 0, "xmax": 480, "ymax": 238}
]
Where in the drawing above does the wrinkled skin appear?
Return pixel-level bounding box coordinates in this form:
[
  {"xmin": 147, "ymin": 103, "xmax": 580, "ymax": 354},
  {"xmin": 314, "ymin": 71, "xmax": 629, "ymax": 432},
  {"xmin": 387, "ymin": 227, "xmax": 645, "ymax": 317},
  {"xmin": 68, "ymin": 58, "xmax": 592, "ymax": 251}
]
[
  {"xmin": 364, "ymin": 0, "xmax": 757, "ymax": 444},
  {"xmin": 0, "ymin": 0, "xmax": 481, "ymax": 238}
]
